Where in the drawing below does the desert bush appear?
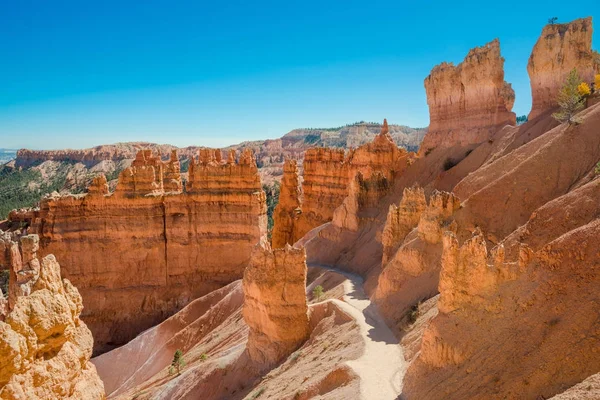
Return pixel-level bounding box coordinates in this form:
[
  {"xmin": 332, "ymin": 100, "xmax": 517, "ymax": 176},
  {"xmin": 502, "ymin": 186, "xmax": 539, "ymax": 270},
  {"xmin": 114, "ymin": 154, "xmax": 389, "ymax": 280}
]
[
  {"xmin": 594, "ymin": 161, "xmax": 600, "ymax": 175},
  {"xmin": 408, "ymin": 303, "xmax": 420, "ymax": 324},
  {"xmin": 595, "ymin": 74, "xmax": 600, "ymax": 92},
  {"xmin": 312, "ymin": 285, "xmax": 324, "ymax": 301},
  {"xmin": 553, "ymin": 69, "xmax": 585, "ymax": 124}
]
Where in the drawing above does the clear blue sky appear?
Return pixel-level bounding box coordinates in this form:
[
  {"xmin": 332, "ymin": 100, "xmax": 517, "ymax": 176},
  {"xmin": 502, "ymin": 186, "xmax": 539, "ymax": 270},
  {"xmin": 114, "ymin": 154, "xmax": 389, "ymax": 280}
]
[{"xmin": 0, "ymin": 1, "xmax": 597, "ymax": 150}]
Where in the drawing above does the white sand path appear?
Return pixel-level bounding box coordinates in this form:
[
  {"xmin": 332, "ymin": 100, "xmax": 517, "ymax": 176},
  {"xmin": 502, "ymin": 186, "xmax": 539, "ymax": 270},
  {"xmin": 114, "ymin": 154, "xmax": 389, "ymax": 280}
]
[{"xmin": 310, "ymin": 264, "xmax": 406, "ymax": 400}]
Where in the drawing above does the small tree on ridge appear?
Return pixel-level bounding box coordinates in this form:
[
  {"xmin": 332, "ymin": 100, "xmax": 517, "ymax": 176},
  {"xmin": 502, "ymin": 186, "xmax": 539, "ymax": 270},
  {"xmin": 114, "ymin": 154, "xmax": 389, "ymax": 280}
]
[
  {"xmin": 169, "ymin": 349, "xmax": 185, "ymax": 376},
  {"xmin": 552, "ymin": 69, "xmax": 586, "ymax": 125}
]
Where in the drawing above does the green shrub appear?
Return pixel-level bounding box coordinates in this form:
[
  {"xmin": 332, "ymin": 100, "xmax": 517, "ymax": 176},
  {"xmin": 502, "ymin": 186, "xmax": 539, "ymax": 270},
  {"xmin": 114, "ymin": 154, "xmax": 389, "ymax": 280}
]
[
  {"xmin": 169, "ymin": 349, "xmax": 185, "ymax": 375},
  {"xmin": 312, "ymin": 285, "xmax": 324, "ymax": 301}
]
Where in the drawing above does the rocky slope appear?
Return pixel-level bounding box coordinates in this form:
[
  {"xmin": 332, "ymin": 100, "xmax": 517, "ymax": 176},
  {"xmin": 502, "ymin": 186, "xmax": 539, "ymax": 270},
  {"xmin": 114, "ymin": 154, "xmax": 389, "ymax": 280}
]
[{"xmin": 0, "ymin": 234, "xmax": 105, "ymax": 399}]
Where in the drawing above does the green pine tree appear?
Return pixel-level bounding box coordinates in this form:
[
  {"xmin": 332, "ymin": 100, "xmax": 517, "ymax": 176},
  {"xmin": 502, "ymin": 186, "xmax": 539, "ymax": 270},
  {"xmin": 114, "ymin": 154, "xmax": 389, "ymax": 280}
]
[
  {"xmin": 552, "ymin": 69, "xmax": 585, "ymax": 125},
  {"xmin": 169, "ymin": 349, "xmax": 185, "ymax": 376}
]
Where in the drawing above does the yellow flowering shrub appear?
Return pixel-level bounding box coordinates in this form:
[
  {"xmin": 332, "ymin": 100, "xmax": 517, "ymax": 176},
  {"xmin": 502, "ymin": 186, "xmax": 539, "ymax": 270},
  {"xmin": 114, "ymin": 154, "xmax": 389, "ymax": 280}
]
[
  {"xmin": 595, "ymin": 74, "xmax": 600, "ymax": 91},
  {"xmin": 577, "ymin": 82, "xmax": 591, "ymax": 97}
]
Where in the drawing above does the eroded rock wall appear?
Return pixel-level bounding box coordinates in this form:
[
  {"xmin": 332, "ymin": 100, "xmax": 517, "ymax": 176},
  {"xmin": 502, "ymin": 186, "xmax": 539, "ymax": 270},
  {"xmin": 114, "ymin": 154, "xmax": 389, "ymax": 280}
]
[
  {"xmin": 403, "ymin": 218, "xmax": 600, "ymax": 399},
  {"xmin": 271, "ymin": 159, "xmax": 302, "ymax": 248},
  {"xmin": 374, "ymin": 190, "xmax": 460, "ymax": 332},
  {"xmin": 20, "ymin": 149, "xmax": 266, "ymax": 354},
  {"xmin": 420, "ymin": 39, "xmax": 516, "ymax": 153},
  {"xmin": 528, "ymin": 17, "xmax": 596, "ymax": 120},
  {"xmin": 294, "ymin": 147, "xmax": 350, "ymax": 239},
  {"xmin": 0, "ymin": 235, "xmax": 105, "ymax": 399},
  {"xmin": 243, "ymin": 243, "xmax": 309, "ymax": 369}
]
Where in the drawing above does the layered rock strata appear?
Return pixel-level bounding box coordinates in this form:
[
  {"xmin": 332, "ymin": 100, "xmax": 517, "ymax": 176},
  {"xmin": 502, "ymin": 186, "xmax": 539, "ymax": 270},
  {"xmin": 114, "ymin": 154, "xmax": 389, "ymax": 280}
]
[
  {"xmin": 287, "ymin": 120, "xmax": 412, "ymax": 241},
  {"xmin": 271, "ymin": 159, "xmax": 302, "ymax": 248},
  {"xmin": 374, "ymin": 190, "xmax": 460, "ymax": 332},
  {"xmin": 528, "ymin": 17, "xmax": 597, "ymax": 120},
  {"xmin": 13, "ymin": 149, "xmax": 266, "ymax": 353},
  {"xmin": 420, "ymin": 39, "xmax": 516, "ymax": 153},
  {"xmin": 294, "ymin": 147, "xmax": 350, "ymax": 239},
  {"xmin": 403, "ymin": 219, "xmax": 600, "ymax": 399},
  {"xmin": 243, "ymin": 243, "xmax": 309, "ymax": 369},
  {"xmin": 0, "ymin": 235, "xmax": 105, "ymax": 399}
]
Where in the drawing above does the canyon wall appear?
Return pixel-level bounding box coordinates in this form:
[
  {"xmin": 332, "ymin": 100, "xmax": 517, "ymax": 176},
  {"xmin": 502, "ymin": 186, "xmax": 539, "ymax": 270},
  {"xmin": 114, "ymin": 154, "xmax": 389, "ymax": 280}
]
[
  {"xmin": 403, "ymin": 216, "xmax": 600, "ymax": 399},
  {"xmin": 243, "ymin": 243, "xmax": 309, "ymax": 369},
  {"xmin": 294, "ymin": 147, "xmax": 350, "ymax": 240},
  {"xmin": 374, "ymin": 189, "xmax": 460, "ymax": 332},
  {"xmin": 273, "ymin": 120, "xmax": 412, "ymax": 247},
  {"xmin": 420, "ymin": 39, "xmax": 516, "ymax": 153},
  {"xmin": 0, "ymin": 235, "xmax": 105, "ymax": 399},
  {"xmin": 14, "ymin": 149, "xmax": 266, "ymax": 354},
  {"xmin": 528, "ymin": 17, "xmax": 597, "ymax": 120}
]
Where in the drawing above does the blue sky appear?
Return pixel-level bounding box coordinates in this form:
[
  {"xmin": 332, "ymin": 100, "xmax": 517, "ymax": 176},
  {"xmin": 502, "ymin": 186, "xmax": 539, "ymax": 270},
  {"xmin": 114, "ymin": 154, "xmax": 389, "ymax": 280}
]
[{"xmin": 0, "ymin": 1, "xmax": 597, "ymax": 150}]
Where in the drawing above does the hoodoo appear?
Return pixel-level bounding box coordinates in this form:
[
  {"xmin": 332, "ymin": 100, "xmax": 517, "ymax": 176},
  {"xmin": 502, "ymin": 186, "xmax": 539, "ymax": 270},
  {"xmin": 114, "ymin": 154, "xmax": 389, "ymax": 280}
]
[
  {"xmin": 420, "ymin": 39, "xmax": 516, "ymax": 153},
  {"xmin": 271, "ymin": 159, "xmax": 302, "ymax": 248},
  {"xmin": 528, "ymin": 17, "xmax": 597, "ymax": 120},
  {"xmin": 242, "ymin": 243, "xmax": 310, "ymax": 369}
]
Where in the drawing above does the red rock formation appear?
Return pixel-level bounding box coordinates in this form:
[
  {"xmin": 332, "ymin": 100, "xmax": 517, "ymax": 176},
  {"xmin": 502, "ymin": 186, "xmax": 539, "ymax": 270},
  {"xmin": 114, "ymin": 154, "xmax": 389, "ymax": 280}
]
[
  {"xmin": 403, "ymin": 217, "xmax": 600, "ymax": 399},
  {"xmin": 87, "ymin": 175, "xmax": 109, "ymax": 197},
  {"xmin": 294, "ymin": 147, "xmax": 349, "ymax": 239},
  {"xmin": 528, "ymin": 17, "xmax": 596, "ymax": 120},
  {"xmin": 374, "ymin": 190, "xmax": 460, "ymax": 332},
  {"xmin": 163, "ymin": 150, "xmax": 183, "ymax": 192},
  {"xmin": 18, "ymin": 148, "xmax": 266, "ymax": 354},
  {"xmin": 271, "ymin": 159, "xmax": 302, "ymax": 248},
  {"xmin": 243, "ymin": 243, "xmax": 309, "ymax": 369},
  {"xmin": 420, "ymin": 39, "xmax": 516, "ymax": 153},
  {"xmin": 0, "ymin": 235, "xmax": 105, "ymax": 399},
  {"xmin": 381, "ymin": 186, "xmax": 427, "ymax": 266}
]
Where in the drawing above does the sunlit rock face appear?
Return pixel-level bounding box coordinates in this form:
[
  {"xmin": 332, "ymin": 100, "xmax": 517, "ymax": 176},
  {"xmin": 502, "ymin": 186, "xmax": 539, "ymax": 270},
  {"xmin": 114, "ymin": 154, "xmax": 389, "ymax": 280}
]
[
  {"xmin": 528, "ymin": 17, "xmax": 597, "ymax": 120},
  {"xmin": 12, "ymin": 149, "xmax": 267, "ymax": 354},
  {"xmin": 243, "ymin": 243, "xmax": 309, "ymax": 369},
  {"xmin": 0, "ymin": 235, "xmax": 105, "ymax": 399},
  {"xmin": 420, "ymin": 39, "xmax": 516, "ymax": 153}
]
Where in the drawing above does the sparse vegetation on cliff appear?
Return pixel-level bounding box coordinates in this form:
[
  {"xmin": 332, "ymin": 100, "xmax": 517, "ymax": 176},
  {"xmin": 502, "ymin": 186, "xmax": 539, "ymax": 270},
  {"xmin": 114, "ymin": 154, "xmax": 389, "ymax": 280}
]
[
  {"xmin": 552, "ymin": 69, "xmax": 586, "ymax": 124},
  {"xmin": 0, "ymin": 165, "xmax": 68, "ymax": 218},
  {"xmin": 169, "ymin": 349, "xmax": 185, "ymax": 375},
  {"xmin": 313, "ymin": 285, "xmax": 324, "ymax": 301},
  {"xmin": 263, "ymin": 182, "xmax": 280, "ymax": 239}
]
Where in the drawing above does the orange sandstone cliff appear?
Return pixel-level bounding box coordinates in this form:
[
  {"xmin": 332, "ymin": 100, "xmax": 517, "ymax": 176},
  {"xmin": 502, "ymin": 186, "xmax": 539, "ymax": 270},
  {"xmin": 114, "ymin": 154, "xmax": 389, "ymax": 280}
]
[
  {"xmin": 14, "ymin": 148, "xmax": 266, "ymax": 354},
  {"xmin": 0, "ymin": 235, "xmax": 105, "ymax": 399},
  {"xmin": 243, "ymin": 243, "xmax": 310, "ymax": 369},
  {"xmin": 420, "ymin": 39, "xmax": 516, "ymax": 153},
  {"xmin": 273, "ymin": 120, "xmax": 412, "ymax": 248},
  {"xmin": 528, "ymin": 17, "xmax": 597, "ymax": 120}
]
